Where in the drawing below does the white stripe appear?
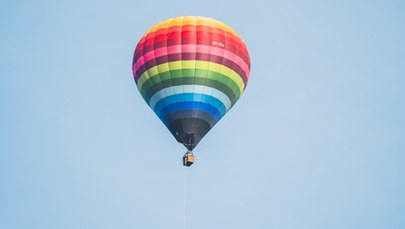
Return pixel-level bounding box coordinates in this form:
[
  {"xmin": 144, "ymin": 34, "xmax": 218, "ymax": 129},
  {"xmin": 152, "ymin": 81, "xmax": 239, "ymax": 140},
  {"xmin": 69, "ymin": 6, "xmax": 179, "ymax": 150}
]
[{"xmin": 149, "ymin": 85, "xmax": 232, "ymax": 111}]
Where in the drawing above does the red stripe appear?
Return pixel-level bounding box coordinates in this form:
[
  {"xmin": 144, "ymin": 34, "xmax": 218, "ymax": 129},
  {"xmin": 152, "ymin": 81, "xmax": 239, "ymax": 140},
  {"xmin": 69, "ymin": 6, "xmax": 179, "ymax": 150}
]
[
  {"xmin": 137, "ymin": 26, "xmax": 249, "ymax": 58},
  {"xmin": 152, "ymin": 25, "xmax": 244, "ymax": 44},
  {"xmin": 134, "ymin": 34, "xmax": 250, "ymax": 68},
  {"xmin": 134, "ymin": 26, "xmax": 250, "ymax": 65}
]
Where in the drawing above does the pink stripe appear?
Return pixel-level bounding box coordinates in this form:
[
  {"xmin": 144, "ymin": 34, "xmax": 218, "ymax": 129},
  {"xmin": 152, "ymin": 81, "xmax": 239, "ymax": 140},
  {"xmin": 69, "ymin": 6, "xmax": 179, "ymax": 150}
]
[{"xmin": 133, "ymin": 44, "xmax": 250, "ymax": 77}]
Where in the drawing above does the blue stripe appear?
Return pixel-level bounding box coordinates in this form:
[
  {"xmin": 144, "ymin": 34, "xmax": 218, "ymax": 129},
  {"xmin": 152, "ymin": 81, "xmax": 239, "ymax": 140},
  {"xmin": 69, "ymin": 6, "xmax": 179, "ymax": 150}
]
[
  {"xmin": 153, "ymin": 93, "xmax": 227, "ymax": 116},
  {"xmin": 157, "ymin": 101, "xmax": 223, "ymax": 123}
]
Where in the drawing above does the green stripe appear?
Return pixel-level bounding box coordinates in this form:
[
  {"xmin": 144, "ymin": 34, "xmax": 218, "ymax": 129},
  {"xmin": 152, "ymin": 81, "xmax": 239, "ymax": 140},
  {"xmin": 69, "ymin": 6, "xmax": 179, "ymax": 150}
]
[
  {"xmin": 139, "ymin": 69, "xmax": 242, "ymax": 104},
  {"xmin": 137, "ymin": 60, "xmax": 245, "ymax": 94}
]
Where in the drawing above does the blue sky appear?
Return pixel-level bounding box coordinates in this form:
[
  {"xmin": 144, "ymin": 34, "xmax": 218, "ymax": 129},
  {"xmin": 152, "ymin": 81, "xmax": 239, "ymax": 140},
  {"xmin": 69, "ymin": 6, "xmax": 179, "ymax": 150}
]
[{"xmin": 1, "ymin": 0, "xmax": 405, "ymax": 228}]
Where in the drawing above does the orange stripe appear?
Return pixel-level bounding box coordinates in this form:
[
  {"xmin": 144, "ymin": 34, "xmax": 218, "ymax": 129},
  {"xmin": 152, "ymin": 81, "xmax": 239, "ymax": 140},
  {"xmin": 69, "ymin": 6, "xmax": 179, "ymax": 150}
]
[{"xmin": 143, "ymin": 17, "xmax": 242, "ymax": 41}]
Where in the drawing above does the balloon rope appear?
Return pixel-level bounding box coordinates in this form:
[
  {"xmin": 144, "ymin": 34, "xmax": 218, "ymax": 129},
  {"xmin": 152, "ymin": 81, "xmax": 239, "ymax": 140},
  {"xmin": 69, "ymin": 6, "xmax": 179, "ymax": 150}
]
[{"xmin": 183, "ymin": 166, "xmax": 188, "ymax": 229}]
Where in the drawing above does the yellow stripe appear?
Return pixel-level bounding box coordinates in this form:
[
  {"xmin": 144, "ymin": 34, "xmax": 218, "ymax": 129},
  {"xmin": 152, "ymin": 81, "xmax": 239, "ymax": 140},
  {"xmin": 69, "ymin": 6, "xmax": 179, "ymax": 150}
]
[
  {"xmin": 137, "ymin": 60, "xmax": 245, "ymax": 94},
  {"xmin": 144, "ymin": 16, "xmax": 242, "ymax": 40}
]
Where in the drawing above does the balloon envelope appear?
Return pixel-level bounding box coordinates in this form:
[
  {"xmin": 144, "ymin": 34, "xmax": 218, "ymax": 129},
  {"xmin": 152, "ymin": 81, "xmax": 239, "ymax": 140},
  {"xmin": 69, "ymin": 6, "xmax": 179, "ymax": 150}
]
[{"xmin": 132, "ymin": 16, "xmax": 251, "ymax": 150}]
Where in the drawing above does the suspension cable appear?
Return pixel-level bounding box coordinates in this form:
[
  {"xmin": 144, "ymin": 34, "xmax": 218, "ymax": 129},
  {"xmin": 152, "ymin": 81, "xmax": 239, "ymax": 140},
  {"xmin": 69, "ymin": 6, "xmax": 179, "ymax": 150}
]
[{"xmin": 183, "ymin": 166, "xmax": 188, "ymax": 229}]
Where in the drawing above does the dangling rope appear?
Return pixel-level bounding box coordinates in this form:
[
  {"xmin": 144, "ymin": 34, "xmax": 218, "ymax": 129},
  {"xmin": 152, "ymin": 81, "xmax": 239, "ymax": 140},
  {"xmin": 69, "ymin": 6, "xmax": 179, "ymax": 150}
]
[{"xmin": 183, "ymin": 166, "xmax": 188, "ymax": 229}]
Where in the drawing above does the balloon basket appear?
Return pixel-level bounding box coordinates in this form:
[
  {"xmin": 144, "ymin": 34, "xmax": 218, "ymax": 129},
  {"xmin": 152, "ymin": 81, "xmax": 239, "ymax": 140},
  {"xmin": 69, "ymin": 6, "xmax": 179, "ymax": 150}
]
[{"xmin": 183, "ymin": 152, "xmax": 195, "ymax": 167}]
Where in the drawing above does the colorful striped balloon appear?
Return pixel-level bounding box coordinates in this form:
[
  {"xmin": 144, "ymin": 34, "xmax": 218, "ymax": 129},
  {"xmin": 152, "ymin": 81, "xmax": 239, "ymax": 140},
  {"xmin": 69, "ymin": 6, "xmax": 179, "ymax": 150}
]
[{"xmin": 132, "ymin": 16, "xmax": 251, "ymax": 151}]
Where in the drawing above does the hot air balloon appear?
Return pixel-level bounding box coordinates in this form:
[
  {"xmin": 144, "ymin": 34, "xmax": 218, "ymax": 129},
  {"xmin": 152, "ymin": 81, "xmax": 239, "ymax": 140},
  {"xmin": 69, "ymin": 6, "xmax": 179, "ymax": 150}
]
[{"xmin": 132, "ymin": 16, "xmax": 251, "ymax": 166}]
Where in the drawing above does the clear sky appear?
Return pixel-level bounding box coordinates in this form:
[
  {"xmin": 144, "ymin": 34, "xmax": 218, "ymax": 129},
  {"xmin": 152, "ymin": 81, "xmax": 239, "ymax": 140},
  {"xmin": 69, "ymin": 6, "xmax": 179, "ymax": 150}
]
[{"xmin": 1, "ymin": 0, "xmax": 405, "ymax": 228}]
